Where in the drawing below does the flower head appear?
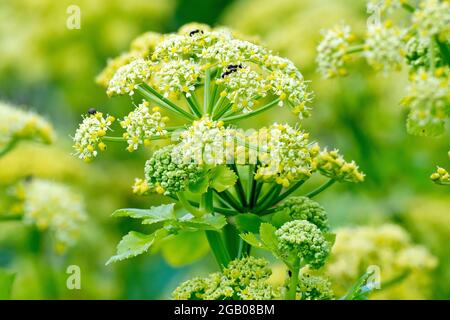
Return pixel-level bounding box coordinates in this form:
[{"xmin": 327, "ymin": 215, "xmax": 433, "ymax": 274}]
[
  {"xmin": 276, "ymin": 220, "xmax": 330, "ymax": 269},
  {"xmin": 120, "ymin": 101, "xmax": 168, "ymax": 152},
  {"xmin": 364, "ymin": 22, "xmax": 405, "ymax": 73},
  {"xmin": 255, "ymin": 124, "xmax": 313, "ymax": 187},
  {"xmin": 412, "ymin": 0, "xmax": 450, "ymax": 39},
  {"xmin": 430, "ymin": 166, "xmax": 450, "ymax": 185},
  {"xmin": 72, "ymin": 110, "xmax": 115, "ymax": 162},
  {"xmin": 15, "ymin": 179, "xmax": 86, "ymax": 252},
  {"xmin": 172, "ymin": 256, "xmax": 277, "ymax": 300},
  {"xmin": 144, "ymin": 144, "xmax": 203, "ymax": 195},
  {"xmin": 367, "ymin": 0, "xmax": 402, "ymax": 15},
  {"xmin": 274, "ymin": 196, "xmax": 329, "ymax": 231},
  {"xmin": 316, "ymin": 24, "xmax": 355, "ymax": 78},
  {"xmin": 297, "ymin": 271, "xmax": 334, "ymax": 300},
  {"xmin": 0, "ymin": 102, "xmax": 54, "ymax": 149},
  {"xmin": 107, "ymin": 58, "xmax": 152, "ymax": 96},
  {"xmin": 315, "ymin": 148, "xmax": 365, "ymax": 183},
  {"xmin": 402, "ymin": 68, "xmax": 449, "ymax": 137}
]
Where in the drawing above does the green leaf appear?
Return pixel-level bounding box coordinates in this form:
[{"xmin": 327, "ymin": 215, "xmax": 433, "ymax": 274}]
[
  {"xmin": 0, "ymin": 268, "xmax": 15, "ymax": 299},
  {"xmin": 340, "ymin": 270, "xmax": 376, "ymax": 300},
  {"xmin": 112, "ymin": 203, "xmax": 175, "ymax": 225},
  {"xmin": 271, "ymin": 210, "xmax": 291, "ymax": 228},
  {"xmin": 106, "ymin": 229, "xmax": 169, "ymax": 265},
  {"xmin": 209, "ymin": 166, "xmax": 237, "ymax": 192},
  {"xmin": 177, "ymin": 213, "xmax": 227, "ymax": 231},
  {"xmin": 259, "ymin": 223, "xmax": 279, "ymax": 252},
  {"xmin": 188, "ymin": 173, "xmax": 210, "ymax": 194},
  {"xmin": 161, "ymin": 231, "xmax": 209, "ymax": 266},
  {"xmin": 234, "ymin": 213, "xmax": 262, "ymax": 233},
  {"xmin": 240, "ymin": 233, "xmax": 266, "ymax": 249}
]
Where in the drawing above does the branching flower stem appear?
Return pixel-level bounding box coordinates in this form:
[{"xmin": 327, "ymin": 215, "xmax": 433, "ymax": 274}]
[
  {"xmin": 221, "ymin": 98, "xmax": 280, "ymax": 123},
  {"xmin": 305, "ymin": 179, "xmax": 336, "ymax": 198}
]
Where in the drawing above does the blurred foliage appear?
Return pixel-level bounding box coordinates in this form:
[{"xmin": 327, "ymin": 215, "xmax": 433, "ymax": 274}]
[{"xmin": 0, "ymin": 0, "xmax": 448, "ymax": 299}]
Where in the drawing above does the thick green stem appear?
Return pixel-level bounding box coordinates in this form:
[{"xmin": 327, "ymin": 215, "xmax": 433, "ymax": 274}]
[
  {"xmin": 215, "ymin": 190, "xmax": 244, "ymax": 212},
  {"xmin": 305, "ymin": 179, "xmax": 336, "ymax": 198},
  {"xmin": 254, "ymin": 184, "xmax": 283, "ymax": 213},
  {"xmin": 223, "ymin": 223, "xmax": 240, "ymax": 260},
  {"xmin": 272, "ymin": 179, "xmax": 306, "ymax": 205},
  {"xmin": 176, "ymin": 192, "xmax": 204, "ymax": 217},
  {"xmin": 286, "ymin": 260, "xmax": 300, "ymax": 300},
  {"xmin": 137, "ymin": 84, "xmax": 195, "ymax": 120},
  {"xmin": 229, "ymin": 164, "xmax": 248, "ymax": 208},
  {"xmin": 204, "ymin": 190, "xmax": 231, "ymax": 270},
  {"xmin": 185, "ymin": 95, "xmax": 202, "ymax": 118}
]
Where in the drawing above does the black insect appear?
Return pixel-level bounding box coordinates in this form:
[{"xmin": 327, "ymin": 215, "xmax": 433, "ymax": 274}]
[
  {"xmin": 189, "ymin": 29, "xmax": 204, "ymax": 37},
  {"xmin": 87, "ymin": 108, "xmax": 97, "ymax": 115},
  {"xmin": 221, "ymin": 64, "xmax": 244, "ymax": 78}
]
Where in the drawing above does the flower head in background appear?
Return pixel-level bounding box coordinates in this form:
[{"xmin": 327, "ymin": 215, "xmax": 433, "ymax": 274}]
[
  {"xmin": 13, "ymin": 178, "xmax": 87, "ymax": 252},
  {"xmin": 315, "ymin": 149, "xmax": 365, "ymax": 183},
  {"xmin": 430, "ymin": 166, "xmax": 450, "ymax": 185},
  {"xmin": 0, "ymin": 102, "xmax": 54, "ymax": 151},
  {"xmin": 316, "ymin": 24, "xmax": 355, "ymax": 78}
]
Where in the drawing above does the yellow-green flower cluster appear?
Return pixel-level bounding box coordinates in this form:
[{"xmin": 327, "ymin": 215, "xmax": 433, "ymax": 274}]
[
  {"xmin": 172, "ymin": 256, "xmax": 277, "ymax": 300},
  {"xmin": 430, "ymin": 166, "xmax": 450, "ymax": 185},
  {"xmin": 297, "ymin": 271, "xmax": 334, "ymax": 300},
  {"xmin": 316, "ymin": 24, "xmax": 355, "ymax": 78},
  {"xmin": 16, "ymin": 179, "xmax": 87, "ymax": 252},
  {"xmin": 402, "ymin": 68, "xmax": 449, "ymax": 136},
  {"xmin": 72, "ymin": 111, "xmax": 115, "ymax": 162},
  {"xmin": 0, "ymin": 102, "xmax": 53, "ymax": 150},
  {"xmin": 274, "ymin": 196, "xmax": 329, "ymax": 231},
  {"xmin": 152, "ymin": 59, "xmax": 202, "ymax": 98},
  {"xmin": 106, "ymin": 23, "xmax": 312, "ymax": 117},
  {"xmin": 367, "ymin": 0, "xmax": 403, "ymax": 15},
  {"xmin": 107, "ymin": 58, "xmax": 152, "ymax": 96},
  {"xmin": 120, "ymin": 101, "xmax": 168, "ymax": 152},
  {"xmin": 255, "ymin": 124, "xmax": 313, "ymax": 187},
  {"xmin": 412, "ymin": 0, "xmax": 450, "ymax": 39},
  {"xmin": 315, "ymin": 149, "xmax": 365, "ymax": 183},
  {"xmin": 177, "ymin": 116, "xmax": 235, "ymax": 165},
  {"xmin": 275, "ymin": 220, "xmax": 330, "ymax": 269},
  {"xmin": 325, "ymin": 224, "xmax": 437, "ymax": 299},
  {"xmin": 144, "ymin": 145, "xmax": 203, "ymax": 195},
  {"xmin": 364, "ymin": 22, "xmax": 405, "ymax": 72}
]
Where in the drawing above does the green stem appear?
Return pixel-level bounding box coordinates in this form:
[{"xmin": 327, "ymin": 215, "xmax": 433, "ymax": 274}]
[
  {"xmin": 0, "ymin": 215, "xmax": 22, "ymax": 222},
  {"xmin": 435, "ymin": 36, "xmax": 450, "ymax": 66},
  {"xmin": 286, "ymin": 260, "xmax": 300, "ymax": 300},
  {"xmin": 401, "ymin": 2, "xmax": 415, "ymax": 12},
  {"xmin": 137, "ymin": 84, "xmax": 195, "ymax": 120},
  {"xmin": 102, "ymin": 136, "xmax": 126, "ymax": 142},
  {"xmin": 204, "ymin": 190, "xmax": 231, "ymax": 270},
  {"xmin": 223, "ymin": 223, "xmax": 240, "ymax": 260},
  {"xmin": 272, "ymin": 179, "xmax": 306, "ymax": 205},
  {"xmin": 254, "ymin": 184, "xmax": 283, "ymax": 213},
  {"xmin": 305, "ymin": 179, "xmax": 336, "ymax": 198},
  {"xmin": 0, "ymin": 139, "xmax": 18, "ymax": 157},
  {"xmin": 208, "ymin": 79, "xmax": 219, "ymax": 114},
  {"xmin": 215, "ymin": 190, "xmax": 244, "ymax": 212},
  {"xmin": 221, "ymin": 98, "xmax": 280, "ymax": 123},
  {"xmin": 204, "ymin": 69, "xmax": 212, "ymax": 114},
  {"xmin": 185, "ymin": 95, "xmax": 202, "ymax": 118},
  {"xmin": 346, "ymin": 44, "xmax": 365, "ymax": 54},
  {"xmin": 176, "ymin": 192, "xmax": 204, "ymax": 217},
  {"xmin": 229, "ymin": 164, "xmax": 248, "ymax": 208},
  {"xmin": 213, "ymin": 102, "xmax": 233, "ymax": 120}
]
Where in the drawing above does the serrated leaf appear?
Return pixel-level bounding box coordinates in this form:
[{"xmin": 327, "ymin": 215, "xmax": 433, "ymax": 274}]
[
  {"xmin": 259, "ymin": 223, "xmax": 279, "ymax": 252},
  {"xmin": 106, "ymin": 229, "xmax": 169, "ymax": 265},
  {"xmin": 177, "ymin": 213, "xmax": 227, "ymax": 231},
  {"xmin": 235, "ymin": 213, "xmax": 262, "ymax": 233},
  {"xmin": 188, "ymin": 173, "xmax": 210, "ymax": 194},
  {"xmin": 112, "ymin": 203, "xmax": 175, "ymax": 225},
  {"xmin": 240, "ymin": 233, "xmax": 266, "ymax": 249},
  {"xmin": 0, "ymin": 268, "xmax": 15, "ymax": 299},
  {"xmin": 161, "ymin": 231, "xmax": 209, "ymax": 266},
  {"xmin": 209, "ymin": 166, "xmax": 237, "ymax": 192}
]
